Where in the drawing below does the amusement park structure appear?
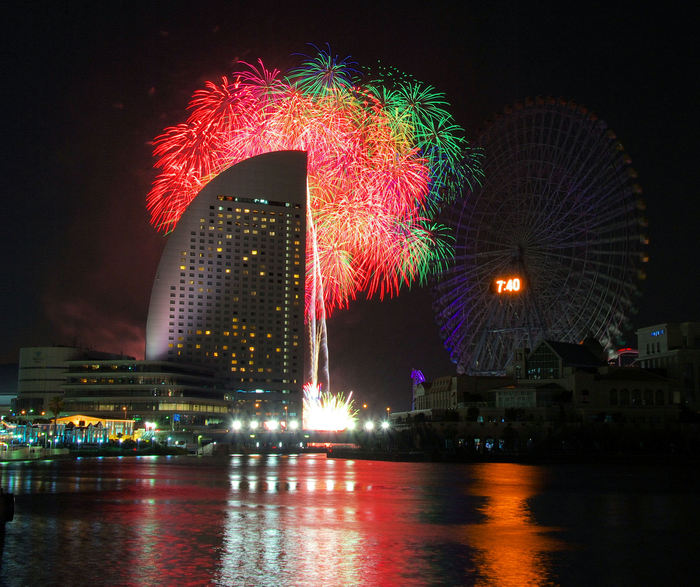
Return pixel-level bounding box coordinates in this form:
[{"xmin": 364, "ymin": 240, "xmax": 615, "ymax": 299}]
[{"xmin": 434, "ymin": 97, "xmax": 648, "ymax": 374}]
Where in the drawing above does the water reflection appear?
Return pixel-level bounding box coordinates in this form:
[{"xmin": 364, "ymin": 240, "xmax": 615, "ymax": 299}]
[
  {"xmin": 1, "ymin": 456, "xmax": 562, "ymax": 585},
  {"xmin": 3, "ymin": 455, "xmax": 697, "ymax": 585},
  {"xmin": 217, "ymin": 454, "xmax": 367, "ymax": 585},
  {"xmin": 465, "ymin": 464, "xmax": 564, "ymax": 586}
]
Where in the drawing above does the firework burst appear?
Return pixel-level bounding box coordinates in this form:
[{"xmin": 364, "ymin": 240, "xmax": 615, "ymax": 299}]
[
  {"xmin": 302, "ymin": 382, "xmax": 358, "ymax": 431},
  {"xmin": 148, "ymin": 44, "xmax": 482, "ymax": 317}
]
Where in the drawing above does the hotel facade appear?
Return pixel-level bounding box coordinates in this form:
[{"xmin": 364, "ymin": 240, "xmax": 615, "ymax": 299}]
[{"xmin": 145, "ymin": 151, "xmax": 307, "ymax": 421}]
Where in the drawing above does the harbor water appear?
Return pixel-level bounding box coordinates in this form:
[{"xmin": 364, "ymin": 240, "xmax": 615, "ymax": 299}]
[{"xmin": 1, "ymin": 453, "xmax": 698, "ymax": 585}]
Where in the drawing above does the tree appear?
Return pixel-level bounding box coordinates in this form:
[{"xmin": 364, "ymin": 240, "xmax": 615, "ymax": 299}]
[{"xmin": 48, "ymin": 396, "xmax": 64, "ymax": 447}]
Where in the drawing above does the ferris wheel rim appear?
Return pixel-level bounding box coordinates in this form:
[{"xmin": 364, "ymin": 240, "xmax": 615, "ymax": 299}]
[{"xmin": 433, "ymin": 98, "xmax": 647, "ymax": 374}]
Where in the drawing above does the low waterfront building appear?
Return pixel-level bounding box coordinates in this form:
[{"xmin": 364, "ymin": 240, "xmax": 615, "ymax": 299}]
[
  {"xmin": 13, "ymin": 347, "xmax": 130, "ymax": 415},
  {"xmin": 636, "ymin": 322, "xmax": 700, "ymax": 406},
  {"xmin": 610, "ymin": 347, "xmax": 639, "ymax": 367},
  {"xmin": 501, "ymin": 339, "xmax": 679, "ymax": 424},
  {"xmin": 54, "ymin": 415, "xmax": 130, "ymax": 443},
  {"xmin": 12, "ymin": 347, "xmax": 233, "ymax": 430},
  {"xmin": 1, "ymin": 415, "xmax": 130, "ymax": 448},
  {"xmin": 61, "ymin": 359, "xmax": 227, "ymax": 429},
  {"xmin": 412, "ymin": 374, "xmax": 510, "ymax": 411},
  {"xmin": 404, "ymin": 338, "xmax": 681, "ymax": 428}
]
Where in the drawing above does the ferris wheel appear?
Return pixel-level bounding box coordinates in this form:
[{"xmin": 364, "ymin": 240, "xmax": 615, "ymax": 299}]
[{"xmin": 433, "ymin": 97, "xmax": 648, "ymax": 374}]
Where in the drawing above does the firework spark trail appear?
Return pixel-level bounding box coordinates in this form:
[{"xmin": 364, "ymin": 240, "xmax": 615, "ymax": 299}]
[{"xmin": 306, "ymin": 184, "xmax": 330, "ymax": 391}]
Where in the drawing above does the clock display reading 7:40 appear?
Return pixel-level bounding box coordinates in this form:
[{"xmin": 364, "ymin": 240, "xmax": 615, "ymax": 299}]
[{"xmin": 493, "ymin": 277, "xmax": 523, "ymax": 294}]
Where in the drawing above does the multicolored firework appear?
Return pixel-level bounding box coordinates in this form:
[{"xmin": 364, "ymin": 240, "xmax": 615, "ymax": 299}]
[
  {"xmin": 148, "ymin": 44, "xmax": 482, "ymax": 317},
  {"xmin": 302, "ymin": 382, "xmax": 358, "ymax": 431}
]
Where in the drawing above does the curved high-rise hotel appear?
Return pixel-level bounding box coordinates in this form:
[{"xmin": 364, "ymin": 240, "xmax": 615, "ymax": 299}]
[{"xmin": 146, "ymin": 151, "xmax": 307, "ymax": 421}]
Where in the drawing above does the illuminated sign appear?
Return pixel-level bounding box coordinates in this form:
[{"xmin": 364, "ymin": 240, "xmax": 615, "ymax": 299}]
[{"xmin": 494, "ymin": 277, "xmax": 523, "ymax": 294}]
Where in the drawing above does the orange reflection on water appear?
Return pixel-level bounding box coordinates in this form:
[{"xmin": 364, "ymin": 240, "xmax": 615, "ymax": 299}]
[{"xmin": 466, "ymin": 463, "xmax": 564, "ymax": 586}]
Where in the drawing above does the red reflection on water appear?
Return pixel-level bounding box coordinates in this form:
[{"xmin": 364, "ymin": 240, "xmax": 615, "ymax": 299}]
[
  {"xmin": 63, "ymin": 455, "xmax": 419, "ymax": 585},
  {"xmin": 216, "ymin": 455, "xmax": 422, "ymax": 585},
  {"xmin": 466, "ymin": 463, "xmax": 564, "ymax": 586},
  {"xmin": 1, "ymin": 455, "xmax": 563, "ymax": 585}
]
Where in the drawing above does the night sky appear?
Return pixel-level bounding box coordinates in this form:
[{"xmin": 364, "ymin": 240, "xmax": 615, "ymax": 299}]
[{"xmin": 2, "ymin": 1, "xmax": 697, "ymax": 411}]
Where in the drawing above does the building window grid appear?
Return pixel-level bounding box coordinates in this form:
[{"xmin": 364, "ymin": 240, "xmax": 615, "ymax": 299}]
[{"xmin": 165, "ymin": 197, "xmax": 302, "ymax": 387}]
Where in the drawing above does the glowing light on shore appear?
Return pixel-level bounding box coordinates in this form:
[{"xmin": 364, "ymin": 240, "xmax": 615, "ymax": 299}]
[{"xmin": 302, "ymin": 383, "xmax": 358, "ymax": 431}]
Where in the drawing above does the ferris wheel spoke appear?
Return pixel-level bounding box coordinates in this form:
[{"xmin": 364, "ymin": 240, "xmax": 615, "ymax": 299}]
[
  {"xmin": 539, "ymin": 162, "xmax": 624, "ymax": 224},
  {"xmin": 456, "ymin": 243, "xmax": 515, "ymax": 258}
]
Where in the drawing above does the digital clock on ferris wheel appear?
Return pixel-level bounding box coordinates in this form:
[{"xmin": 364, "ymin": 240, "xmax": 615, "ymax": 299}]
[{"xmin": 493, "ymin": 276, "xmax": 523, "ymax": 294}]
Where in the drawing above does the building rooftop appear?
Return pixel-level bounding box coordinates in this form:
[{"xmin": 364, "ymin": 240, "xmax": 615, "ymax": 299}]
[{"xmin": 544, "ymin": 340, "xmax": 606, "ymax": 368}]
